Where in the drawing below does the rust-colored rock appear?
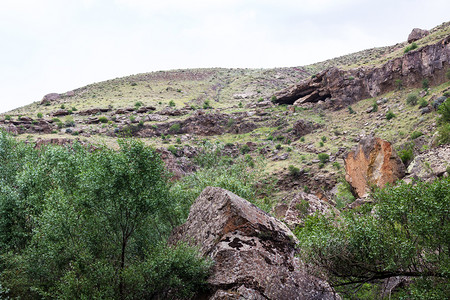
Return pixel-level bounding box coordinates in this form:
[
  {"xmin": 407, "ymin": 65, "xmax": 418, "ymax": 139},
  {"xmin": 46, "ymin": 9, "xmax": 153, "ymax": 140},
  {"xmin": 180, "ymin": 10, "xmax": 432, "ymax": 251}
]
[
  {"xmin": 273, "ymin": 36, "xmax": 450, "ymax": 109},
  {"xmin": 344, "ymin": 136, "xmax": 405, "ymax": 198},
  {"xmin": 169, "ymin": 187, "xmax": 337, "ymax": 300}
]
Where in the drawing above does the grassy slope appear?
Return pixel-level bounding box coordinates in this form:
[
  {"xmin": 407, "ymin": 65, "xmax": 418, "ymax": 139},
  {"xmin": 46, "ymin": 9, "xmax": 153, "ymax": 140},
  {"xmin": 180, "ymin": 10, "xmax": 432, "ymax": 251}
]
[{"xmin": 2, "ymin": 21, "xmax": 449, "ymax": 203}]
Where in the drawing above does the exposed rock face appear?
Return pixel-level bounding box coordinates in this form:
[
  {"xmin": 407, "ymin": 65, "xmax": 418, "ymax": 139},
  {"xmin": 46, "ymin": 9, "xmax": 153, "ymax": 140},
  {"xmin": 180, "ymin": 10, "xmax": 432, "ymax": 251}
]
[
  {"xmin": 408, "ymin": 28, "xmax": 430, "ymax": 43},
  {"xmin": 273, "ymin": 36, "xmax": 450, "ymax": 108},
  {"xmin": 169, "ymin": 187, "xmax": 337, "ymax": 300},
  {"xmin": 344, "ymin": 136, "xmax": 405, "ymax": 198},
  {"xmin": 292, "ymin": 119, "xmax": 316, "ymax": 137},
  {"xmin": 407, "ymin": 144, "xmax": 450, "ymax": 181},
  {"xmin": 77, "ymin": 107, "xmax": 110, "ymax": 116}
]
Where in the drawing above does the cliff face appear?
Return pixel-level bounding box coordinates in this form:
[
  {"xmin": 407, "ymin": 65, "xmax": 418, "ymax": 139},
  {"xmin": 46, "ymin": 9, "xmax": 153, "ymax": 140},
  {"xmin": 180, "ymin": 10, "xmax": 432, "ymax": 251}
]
[{"xmin": 274, "ymin": 35, "xmax": 450, "ymax": 108}]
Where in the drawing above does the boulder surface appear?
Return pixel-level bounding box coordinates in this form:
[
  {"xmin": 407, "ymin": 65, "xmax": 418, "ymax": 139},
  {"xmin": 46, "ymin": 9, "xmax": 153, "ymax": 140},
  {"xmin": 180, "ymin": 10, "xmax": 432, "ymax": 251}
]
[
  {"xmin": 169, "ymin": 187, "xmax": 338, "ymax": 300},
  {"xmin": 344, "ymin": 136, "xmax": 405, "ymax": 198}
]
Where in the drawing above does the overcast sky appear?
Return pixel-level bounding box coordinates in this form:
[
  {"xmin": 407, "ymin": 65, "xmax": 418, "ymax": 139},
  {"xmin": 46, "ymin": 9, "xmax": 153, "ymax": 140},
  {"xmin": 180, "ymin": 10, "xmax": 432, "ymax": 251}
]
[{"xmin": 1, "ymin": 0, "xmax": 449, "ymax": 113}]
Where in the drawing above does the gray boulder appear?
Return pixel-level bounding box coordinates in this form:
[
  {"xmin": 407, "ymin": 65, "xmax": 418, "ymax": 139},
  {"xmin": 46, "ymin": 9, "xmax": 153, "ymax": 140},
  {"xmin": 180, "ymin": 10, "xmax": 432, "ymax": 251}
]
[{"xmin": 169, "ymin": 187, "xmax": 338, "ymax": 300}]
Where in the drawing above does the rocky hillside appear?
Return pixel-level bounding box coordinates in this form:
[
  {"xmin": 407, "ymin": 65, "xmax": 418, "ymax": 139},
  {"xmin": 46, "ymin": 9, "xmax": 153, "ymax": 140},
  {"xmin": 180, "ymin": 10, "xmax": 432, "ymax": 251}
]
[{"xmin": 1, "ymin": 21, "xmax": 450, "ymax": 299}]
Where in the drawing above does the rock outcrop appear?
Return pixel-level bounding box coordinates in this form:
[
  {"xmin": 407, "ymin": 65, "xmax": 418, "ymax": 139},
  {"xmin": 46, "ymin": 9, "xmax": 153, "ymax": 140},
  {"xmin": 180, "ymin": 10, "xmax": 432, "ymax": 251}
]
[
  {"xmin": 407, "ymin": 144, "xmax": 450, "ymax": 181},
  {"xmin": 344, "ymin": 136, "xmax": 405, "ymax": 198},
  {"xmin": 407, "ymin": 28, "xmax": 430, "ymax": 43},
  {"xmin": 273, "ymin": 36, "xmax": 450, "ymax": 109},
  {"xmin": 40, "ymin": 93, "xmax": 60, "ymax": 105},
  {"xmin": 169, "ymin": 187, "xmax": 337, "ymax": 300},
  {"xmin": 274, "ymin": 192, "xmax": 336, "ymax": 229}
]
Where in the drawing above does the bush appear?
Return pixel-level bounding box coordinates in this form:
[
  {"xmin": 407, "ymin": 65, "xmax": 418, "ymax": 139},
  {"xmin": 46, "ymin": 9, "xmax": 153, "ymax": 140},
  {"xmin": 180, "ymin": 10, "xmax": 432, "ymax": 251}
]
[
  {"xmin": 348, "ymin": 106, "xmax": 356, "ymax": 114},
  {"xmin": 169, "ymin": 123, "xmax": 181, "ymax": 133},
  {"xmin": 37, "ymin": 112, "xmax": 43, "ymax": 118},
  {"xmin": 446, "ymin": 69, "xmax": 450, "ymax": 80},
  {"xmin": 394, "ymin": 79, "xmax": 403, "ymax": 90},
  {"xmin": 296, "ymin": 177, "xmax": 450, "ymax": 298},
  {"xmin": 318, "ymin": 153, "xmax": 329, "ymax": 163},
  {"xmin": 4, "ymin": 115, "xmax": 11, "ymax": 120},
  {"xmin": 419, "ymin": 98, "xmax": 428, "ymax": 108},
  {"xmin": 271, "ymin": 96, "xmax": 277, "ymax": 103},
  {"xmin": 98, "ymin": 116, "xmax": 108, "ymax": 123},
  {"xmin": 71, "ymin": 107, "xmax": 77, "ymax": 111},
  {"xmin": 300, "ymin": 137, "xmax": 305, "ymax": 142},
  {"xmin": 371, "ymin": 101, "xmax": 378, "ymax": 112},
  {"xmin": 240, "ymin": 144, "xmax": 251, "ymax": 154},
  {"xmin": 410, "ymin": 131, "xmax": 423, "ymax": 140},
  {"xmin": 169, "ymin": 100, "xmax": 175, "ymax": 107},
  {"xmin": 288, "ymin": 165, "xmax": 301, "ymax": 177},
  {"xmin": 398, "ymin": 146, "xmax": 414, "ymax": 165},
  {"xmin": 203, "ymin": 100, "xmax": 211, "ymax": 109},
  {"xmin": 406, "ymin": 93, "xmax": 418, "ymax": 106},
  {"xmin": 404, "ymin": 42, "xmax": 418, "ymax": 53},
  {"xmin": 332, "ymin": 162, "xmax": 341, "ymax": 170},
  {"xmin": 422, "ymin": 78, "xmax": 429, "ymax": 89},
  {"xmin": 238, "ymin": 102, "xmax": 243, "ymax": 108},
  {"xmin": 275, "ymin": 144, "xmax": 282, "ymax": 150},
  {"xmin": 167, "ymin": 145, "xmax": 178, "ymax": 156},
  {"xmin": 321, "ymin": 136, "xmax": 327, "ymax": 142},
  {"xmin": 386, "ymin": 110, "xmax": 396, "ymax": 120},
  {"xmin": 134, "ymin": 101, "xmax": 143, "ymax": 108},
  {"xmin": 319, "ymin": 141, "xmax": 324, "ymax": 147}
]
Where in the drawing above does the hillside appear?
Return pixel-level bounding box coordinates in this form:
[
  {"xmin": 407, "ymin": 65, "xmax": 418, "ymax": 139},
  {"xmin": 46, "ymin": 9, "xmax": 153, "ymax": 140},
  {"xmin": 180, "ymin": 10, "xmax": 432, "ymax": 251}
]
[{"xmin": 0, "ymin": 21, "xmax": 449, "ymax": 299}]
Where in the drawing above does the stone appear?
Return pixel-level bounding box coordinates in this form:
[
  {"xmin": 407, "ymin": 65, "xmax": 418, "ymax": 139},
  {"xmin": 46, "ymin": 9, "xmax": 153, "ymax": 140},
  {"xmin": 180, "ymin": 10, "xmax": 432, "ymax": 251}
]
[
  {"xmin": 40, "ymin": 93, "xmax": 60, "ymax": 105},
  {"xmin": 433, "ymin": 96, "xmax": 447, "ymax": 110},
  {"xmin": 169, "ymin": 187, "xmax": 337, "ymax": 300},
  {"xmin": 292, "ymin": 119, "xmax": 314, "ymax": 137},
  {"xmin": 52, "ymin": 109, "xmax": 70, "ymax": 116},
  {"xmin": 407, "ymin": 144, "xmax": 450, "ymax": 181},
  {"xmin": 407, "ymin": 28, "xmax": 430, "ymax": 43},
  {"xmin": 421, "ymin": 107, "xmax": 431, "ymax": 114},
  {"xmin": 344, "ymin": 136, "xmax": 405, "ymax": 198}
]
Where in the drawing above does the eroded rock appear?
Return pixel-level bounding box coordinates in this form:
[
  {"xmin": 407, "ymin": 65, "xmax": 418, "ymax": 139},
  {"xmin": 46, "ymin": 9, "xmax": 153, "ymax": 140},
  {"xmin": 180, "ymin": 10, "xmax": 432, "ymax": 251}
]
[
  {"xmin": 407, "ymin": 28, "xmax": 430, "ymax": 43},
  {"xmin": 407, "ymin": 144, "xmax": 450, "ymax": 181},
  {"xmin": 344, "ymin": 136, "xmax": 405, "ymax": 198},
  {"xmin": 169, "ymin": 187, "xmax": 337, "ymax": 300}
]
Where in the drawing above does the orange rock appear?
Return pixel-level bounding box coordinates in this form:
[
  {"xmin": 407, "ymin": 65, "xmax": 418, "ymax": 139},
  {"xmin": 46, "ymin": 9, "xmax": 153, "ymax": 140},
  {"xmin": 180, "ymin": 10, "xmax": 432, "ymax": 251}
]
[{"xmin": 344, "ymin": 136, "xmax": 405, "ymax": 197}]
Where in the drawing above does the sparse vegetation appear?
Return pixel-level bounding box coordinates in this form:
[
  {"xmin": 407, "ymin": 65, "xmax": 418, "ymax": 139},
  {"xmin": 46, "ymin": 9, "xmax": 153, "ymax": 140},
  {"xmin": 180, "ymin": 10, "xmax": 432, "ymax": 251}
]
[
  {"xmin": 37, "ymin": 112, "xmax": 43, "ymax": 118},
  {"xmin": 98, "ymin": 116, "xmax": 108, "ymax": 123},
  {"xmin": 288, "ymin": 165, "xmax": 301, "ymax": 177},
  {"xmin": 169, "ymin": 100, "xmax": 175, "ymax": 107},
  {"xmin": 169, "ymin": 123, "xmax": 181, "ymax": 133},
  {"xmin": 404, "ymin": 42, "xmax": 418, "ymax": 53},
  {"xmin": 348, "ymin": 106, "xmax": 356, "ymax": 114},
  {"xmin": 410, "ymin": 131, "xmax": 423, "ymax": 140}
]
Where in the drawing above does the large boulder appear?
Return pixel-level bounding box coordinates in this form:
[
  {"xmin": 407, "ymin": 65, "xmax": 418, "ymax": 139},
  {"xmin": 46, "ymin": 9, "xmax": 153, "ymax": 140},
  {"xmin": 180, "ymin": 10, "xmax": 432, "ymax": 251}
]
[
  {"xmin": 344, "ymin": 136, "xmax": 405, "ymax": 198},
  {"xmin": 407, "ymin": 28, "xmax": 429, "ymax": 43},
  {"xmin": 169, "ymin": 187, "xmax": 337, "ymax": 300}
]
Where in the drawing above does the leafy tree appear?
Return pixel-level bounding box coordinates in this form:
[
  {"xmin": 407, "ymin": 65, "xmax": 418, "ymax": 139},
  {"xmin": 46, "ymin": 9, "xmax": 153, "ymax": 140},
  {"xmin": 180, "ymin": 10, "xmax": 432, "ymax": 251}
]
[
  {"xmin": 0, "ymin": 135, "xmax": 210, "ymax": 299},
  {"xmin": 296, "ymin": 177, "xmax": 450, "ymax": 298}
]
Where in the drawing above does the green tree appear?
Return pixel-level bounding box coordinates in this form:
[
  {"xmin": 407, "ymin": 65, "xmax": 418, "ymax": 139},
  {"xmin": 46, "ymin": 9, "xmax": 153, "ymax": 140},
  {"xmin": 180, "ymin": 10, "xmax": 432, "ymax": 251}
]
[{"xmin": 296, "ymin": 177, "xmax": 450, "ymax": 298}]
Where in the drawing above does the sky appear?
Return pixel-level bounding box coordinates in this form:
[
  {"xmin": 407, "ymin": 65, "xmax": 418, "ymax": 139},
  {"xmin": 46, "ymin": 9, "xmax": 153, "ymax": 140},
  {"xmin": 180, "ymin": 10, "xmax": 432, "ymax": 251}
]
[{"xmin": 1, "ymin": 0, "xmax": 450, "ymax": 113}]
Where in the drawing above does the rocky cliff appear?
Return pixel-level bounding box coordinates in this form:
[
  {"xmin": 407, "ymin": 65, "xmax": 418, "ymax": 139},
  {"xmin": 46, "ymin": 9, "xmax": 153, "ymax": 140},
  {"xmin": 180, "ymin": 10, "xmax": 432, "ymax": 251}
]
[{"xmin": 273, "ymin": 35, "xmax": 450, "ymax": 109}]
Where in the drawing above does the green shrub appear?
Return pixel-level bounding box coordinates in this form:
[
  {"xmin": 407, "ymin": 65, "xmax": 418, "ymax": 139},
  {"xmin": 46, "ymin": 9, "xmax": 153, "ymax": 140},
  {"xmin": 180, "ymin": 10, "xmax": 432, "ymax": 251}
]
[
  {"xmin": 410, "ymin": 131, "xmax": 423, "ymax": 140},
  {"xmin": 443, "ymin": 91, "xmax": 450, "ymax": 98},
  {"xmin": 371, "ymin": 101, "xmax": 378, "ymax": 112},
  {"xmin": 271, "ymin": 95, "xmax": 277, "ymax": 103},
  {"xmin": 406, "ymin": 93, "xmax": 418, "ymax": 106},
  {"xmin": 169, "ymin": 100, "xmax": 175, "ymax": 107},
  {"xmin": 332, "ymin": 162, "xmax": 341, "ymax": 170},
  {"xmin": 395, "ymin": 79, "xmax": 403, "ymax": 90},
  {"xmin": 300, "ymin": 137, "xmax": 305, "ymax": 142},
  {"xmin": 386, "ymin": 110, "xmax": 396, "ymax": 120},
  {"xmin": 319, "ymin": 141, "xmax": 324, "ymax": 147},
  {"xmin": 227, "ymin": 119, "xmax": 235, "ymax": 127},
  {"xmin": 404, "ymin": 42, "xmax": 418, "ymax": 53},
  {"xmin": 176, "ymin": 137, "xmax": 181, "ymax": 144},
  {"xmin": 238, "ymin": 102, "xmax": 243, "ymax": 108},
  {"xmin": 267, "ymin": 135, "xmax": 273, "ymax": 141},
  {"xmin": 130, "ymin": 82, "xmax": 137, "ymax": 86},
  {"xmin": 240, "ymin": 144, "xmax": 251, "ymax": 154},
  {"xmin": 318, "ymin": 153, "xmax": 329, "ymax": 163},
  {"xmin": 422, "ymin": 78, "xmax": 429, "ymax": 90},
  {"xmin": 295, "ymin": 199, "xmax": 310, "ymax": 217},
  {"xmin": 275, "ymin": 144, "xmax": 282, "ymax": 150},
  {"xmin": 129, "ymin": 115, "xmax": 136, "ymax": 122},
  {"xmin": 446, "ymin": 69, "xmax": 450, "ymax": 80},
  {"xmin": 419, "ymin": 98, "xmax": 428, "ymax": 108},
  {"xmin": 71, "ymin": 107, "xmax": 77, "ymax": 111},
  {"xmin": 169, "ymin": 123, "xmax": 181, "ymax": 133},
  {"xmin": 4, "ymin": 115, "xmax": 11, "ymax": 120},
  {"xmin": 98, "ymin": 116, "xmax": 108, "ymax": 123},
  {"xmin": 167, "ymin": 145, "xmax": 178, "ymax": 156},
  {"xmin": 437, "ymin": 123, "xmax": 450, "ymax": 144},
  {"xmin": 288, "ymin": 165, "xmax": 301, "ymax": 177},
  {"xmin": 348, "ymin": 106, "xmax": 356, "ymax": 114},
  {"xmin": 134, "ymin": 101, "xmax": 143, "ymax": 108},
  {"xmin": 37, "ymin": 112, "xmax": 43, "ymax": 118},
  {"xmin": 60, "ymin": 104, "xmax": 65, "ymax": 109},
  {"xmin": 203, "ymin": 100, "xmax": 211, "ymax": 109},
  {"xmin": 321, "ymin": 136, "xmax": 327, "ymax": 142},
  {"xmin": 257, "ymin": 97, "xmax": 263, "ymax": 102},
  {"xmin": 398, "ymin": 147, "xmax": 413, "ymax": 164}
]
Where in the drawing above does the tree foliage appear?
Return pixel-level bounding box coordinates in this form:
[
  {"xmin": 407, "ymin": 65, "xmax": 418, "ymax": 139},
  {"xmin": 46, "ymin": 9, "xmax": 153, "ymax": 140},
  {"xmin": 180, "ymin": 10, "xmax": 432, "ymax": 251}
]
[
  {"xmin": 296, "ymin": 177, "xmax": 450, "ymax": 299},
  {"xmin": 0, "ymin": 132, "xmax": 210, "ymax": 299}
]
